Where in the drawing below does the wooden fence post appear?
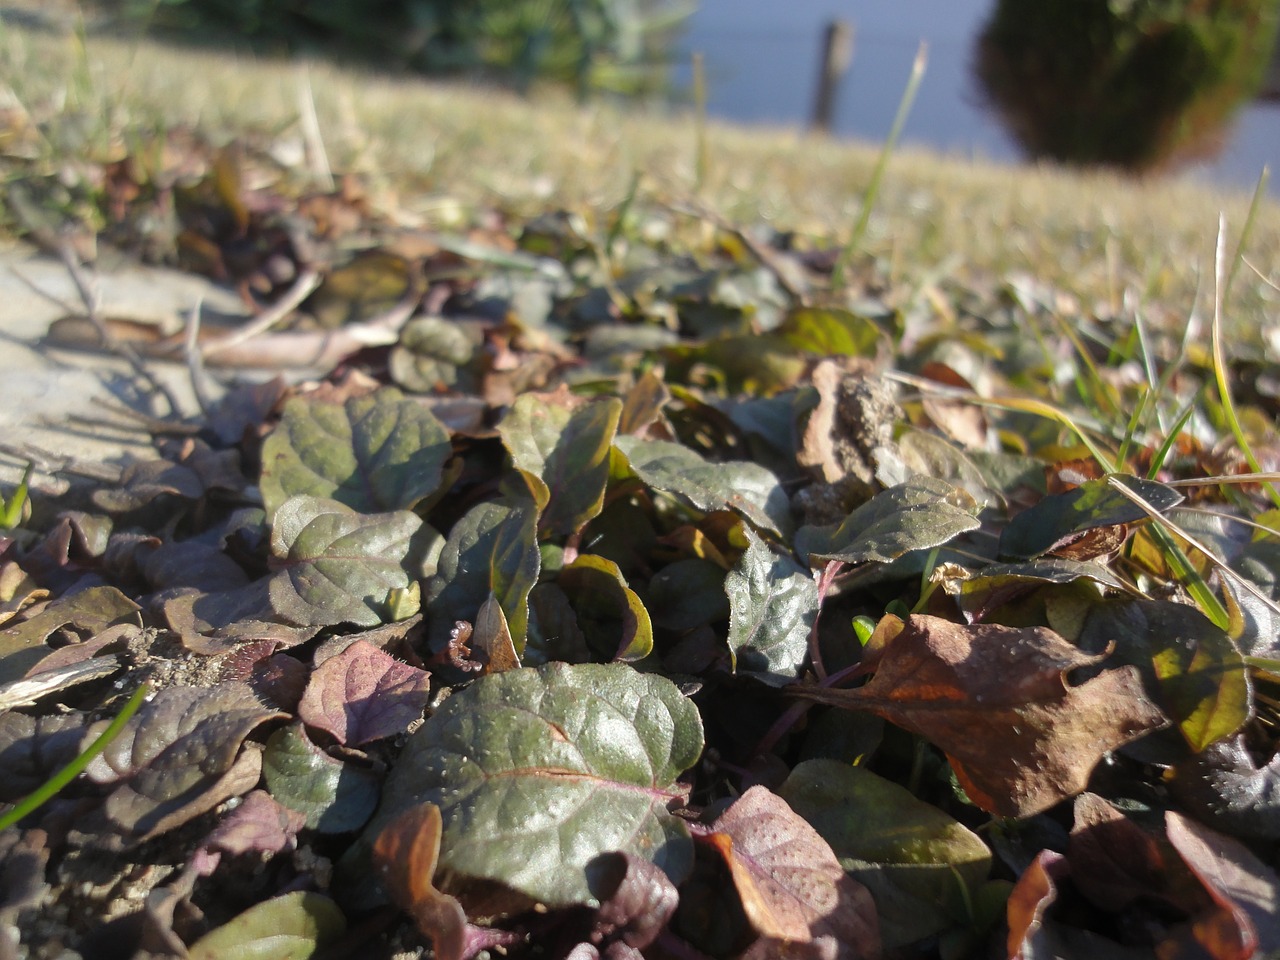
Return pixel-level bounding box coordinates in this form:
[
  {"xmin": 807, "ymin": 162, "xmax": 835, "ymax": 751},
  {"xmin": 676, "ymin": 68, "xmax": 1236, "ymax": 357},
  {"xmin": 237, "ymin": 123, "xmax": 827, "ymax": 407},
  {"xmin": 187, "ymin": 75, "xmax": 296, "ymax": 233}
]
[{"xmin": 811, "ymin": 19, "xmax": 855, "ymax": 132}]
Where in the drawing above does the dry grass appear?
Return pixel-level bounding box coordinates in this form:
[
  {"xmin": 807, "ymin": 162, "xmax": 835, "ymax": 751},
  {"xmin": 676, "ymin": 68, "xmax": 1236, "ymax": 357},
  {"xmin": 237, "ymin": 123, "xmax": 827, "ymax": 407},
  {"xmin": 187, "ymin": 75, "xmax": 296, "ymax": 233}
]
[{"xmin": 1, "ymin": 15, "xmax": 1277, "ymax": 338}]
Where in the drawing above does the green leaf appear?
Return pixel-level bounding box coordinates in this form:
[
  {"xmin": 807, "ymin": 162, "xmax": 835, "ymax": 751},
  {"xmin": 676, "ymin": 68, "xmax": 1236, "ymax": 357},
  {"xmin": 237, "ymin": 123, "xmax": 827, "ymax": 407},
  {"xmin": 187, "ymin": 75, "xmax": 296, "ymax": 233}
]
[
  {"xmin": 614, "ymin": 435, "xmax": 792, "ymax": 537},
  {"xmin": 776, "ymin": 306, "xmax": 889, "ymax": 358},
  {"xmin": 558, "ymin": 554, "xmax": 654, "ymax": 661},
  {"xmin": 646, "ymin": 558, "xmax": 730, "ymax": 632},
  {"xmin": 259, "ymin": 386, "xmax": 452, "ymax": 520},
  {"xmin": 724, "ymin": 529, "xmax": 818, "ymax": 684},
  {"xmin": 1080, "ymin": 600, "xmax": 1252, "ymax": 753},
  {"xmin": 188, "ymin": 891, "xmax": 346, "ymax": 960},
  {"xmin": 499, "ymin": 394, "xmax": 622, "ymax": 536},
  {"xmin": 795, "ymin": 477, "xmax": 980, "ymax": 566},
  {"xmin": 426, "ymin": 498, "xmax": 540, "ymax": 652},
  {"xmin": 389, "ymin": 316, "xmax": 478, "ymax": 393},
  {"xmin": 269, "ymin": 496, "xmax": 439, "ymax": 628},
  {"xmin": 369, "ymin": 662, "xmax": 704, "ymax": 912},
  {"xmin": 261, "ymin": 723, "xmax": 380, "ymax": 834},
  {"xmin": 662, "ymin": 335, "xmax": 807, "ymax": 395},
  {"xmin": 780, "ymin": 758, "xmax": 991, "ymax": 950},
  {"xmin": 999, "ymin": 475, "xmax": 1183, "ymax": 561}
]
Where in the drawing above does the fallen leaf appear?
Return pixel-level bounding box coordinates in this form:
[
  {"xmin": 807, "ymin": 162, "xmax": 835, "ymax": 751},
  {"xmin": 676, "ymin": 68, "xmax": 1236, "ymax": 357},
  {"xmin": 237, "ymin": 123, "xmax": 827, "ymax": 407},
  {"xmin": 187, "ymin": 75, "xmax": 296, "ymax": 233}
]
[
  {"xmin": 373, "ymin": 804, "xmax": 516, "ymax": 960},
  {"xmin": 1164, "ymin": 811, "xmax": 1280, "ymax": 959},
  {"xmin": 794, "ymin": 614, "xmax": 1168, "ymax": 817},
  {"xmin": 1006, "ymin": 850, "xmax": 1068, "ymax": 960},
  {"xmin": 469, "ymin": 593, "xmax": 521, "ymax": 673},
  {"xmin": 708, "ymin": 785, "xmax": 880, "ymax": 959},
  {"xmin": 1067, "ymin": 793, "xmax": 1173, "ymax": 913}
]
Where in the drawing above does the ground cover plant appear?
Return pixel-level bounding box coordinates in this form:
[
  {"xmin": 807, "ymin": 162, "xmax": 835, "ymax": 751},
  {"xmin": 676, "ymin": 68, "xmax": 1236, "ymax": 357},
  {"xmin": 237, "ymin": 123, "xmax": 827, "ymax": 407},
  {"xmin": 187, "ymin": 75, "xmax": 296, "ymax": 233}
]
[{"xmin": 2, "ymin": 14, "xmax": 1280, "ymax": 960}]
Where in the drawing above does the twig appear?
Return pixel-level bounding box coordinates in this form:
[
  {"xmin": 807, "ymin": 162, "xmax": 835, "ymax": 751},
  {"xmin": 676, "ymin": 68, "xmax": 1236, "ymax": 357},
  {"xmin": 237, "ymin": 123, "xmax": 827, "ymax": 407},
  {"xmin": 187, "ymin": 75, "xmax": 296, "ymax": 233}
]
[
  {"xmin": 58, "ymin": 245, "xmax": 185, "ymax": 418},
  {"xmin": 0, "ymin": 441, "xmax": 125, "ymax": 484},
  {"xmin": 198, "ymin": 268, "xmax": 323, "ymax": 359},
  {"xmin": 184, "ymin": 296, "xmax": 216, "ymax": 415}
]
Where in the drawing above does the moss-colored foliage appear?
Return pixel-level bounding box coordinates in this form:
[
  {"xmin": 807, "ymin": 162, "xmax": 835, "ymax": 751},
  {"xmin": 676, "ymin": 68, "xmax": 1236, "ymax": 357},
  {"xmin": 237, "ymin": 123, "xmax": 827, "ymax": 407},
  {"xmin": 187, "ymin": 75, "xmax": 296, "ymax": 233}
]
[
  {"xmin": 117, "ymin": 0, "xmax": 690, "ymax": 96},
  {"xmin": 976, "ymin": 0, "xmax": 1280, "ymax": 171}
]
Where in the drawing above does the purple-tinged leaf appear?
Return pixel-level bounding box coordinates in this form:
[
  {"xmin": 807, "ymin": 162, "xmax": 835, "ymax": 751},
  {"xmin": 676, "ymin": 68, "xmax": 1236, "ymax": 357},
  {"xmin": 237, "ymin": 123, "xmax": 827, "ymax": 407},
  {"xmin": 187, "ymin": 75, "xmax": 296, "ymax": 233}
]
[
  {"xmin": 297, "ymin": 638, "xmax": 431, "ymax": 745},
  {"xmin": 84, "ymin": 682, "xmax": 283, "ymax": 840}
]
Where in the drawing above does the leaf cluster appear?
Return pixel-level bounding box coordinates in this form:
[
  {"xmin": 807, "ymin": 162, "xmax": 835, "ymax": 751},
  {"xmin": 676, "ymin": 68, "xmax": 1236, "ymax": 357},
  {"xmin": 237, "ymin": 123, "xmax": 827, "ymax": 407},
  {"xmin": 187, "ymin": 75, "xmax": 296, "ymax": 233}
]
[{"xmin": 0, "ymin": 126, "xmax": 1279, "ymax": 960}]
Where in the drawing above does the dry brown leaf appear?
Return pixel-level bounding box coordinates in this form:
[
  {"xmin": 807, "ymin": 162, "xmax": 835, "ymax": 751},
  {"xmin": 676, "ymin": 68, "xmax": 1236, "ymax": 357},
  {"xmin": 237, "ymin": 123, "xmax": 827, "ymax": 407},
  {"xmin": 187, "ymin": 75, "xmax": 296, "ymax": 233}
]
[{"xmin": 794, "ymin": 614, "xmax": 1168, "ymax": 817}]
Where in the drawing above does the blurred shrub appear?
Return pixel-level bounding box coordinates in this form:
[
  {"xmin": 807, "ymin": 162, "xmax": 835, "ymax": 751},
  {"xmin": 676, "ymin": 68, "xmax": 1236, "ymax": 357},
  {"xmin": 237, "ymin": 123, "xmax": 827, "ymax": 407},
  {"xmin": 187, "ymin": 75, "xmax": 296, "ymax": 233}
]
[
  {"xmin": 111, "ymin": 0, "xmax": 693, "ymax": 96},
  {"xmin": 975, "ymin": 0, "xmax": 1280, "ymax": 172}
]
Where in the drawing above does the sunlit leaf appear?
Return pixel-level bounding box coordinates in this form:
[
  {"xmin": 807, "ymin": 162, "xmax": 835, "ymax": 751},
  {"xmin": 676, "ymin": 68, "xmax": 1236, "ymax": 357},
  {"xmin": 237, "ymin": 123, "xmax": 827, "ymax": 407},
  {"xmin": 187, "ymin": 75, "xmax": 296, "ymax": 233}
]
[
  {"xmin": 1079, "ymin": 600, "xmax": 1252, "ymax": 752},
  {"xmin": 708, "ymin": 785, "xmax": 880, "ymax": 959},
  {"xmin": 269, "ymin": 496, "xmax": 440, "ymax": 628},
  {"xmin": 499, "ymin": 392, "xmax": 622, "ymax": 536},
  {"xmin": 795, "ymin": 614, "xmax": 1167, "ymax": 817},
  {"xmin": 367, "ymin": 662, "xmax": 703, "ymax": 914},
  {"xmin": 557, "ymin": 554, "xmax": 653, "ymax": 662},
  {"xmin": 297, "ymin": 639, "xmax": 431, "ymax": 745},
  {"xmin": 614, "ymin": 435, "xmax": 791, "ymax": 536},
  {"xmin": 795, "ymin": 477, "xmax": 980, "ymax": 566},
  {"xmin": 259, "ymin": 386, "xmax": 452, "ymax": 520},
  {"xmin": 426, "ymin": 498, "xmax": 540, "ymax": 652},
  {"xmin": 724, "ymin": 529, "xmax": 817, "ymax": 684}
]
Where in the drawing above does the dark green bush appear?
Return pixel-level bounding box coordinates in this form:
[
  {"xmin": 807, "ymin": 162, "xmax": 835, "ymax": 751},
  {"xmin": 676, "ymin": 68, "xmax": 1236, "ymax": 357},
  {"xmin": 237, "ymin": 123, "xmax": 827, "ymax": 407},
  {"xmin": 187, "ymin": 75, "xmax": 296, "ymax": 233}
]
[
  {"xmin": 110, "ymin": 0, "xmax": 692, "ymax": 96},
  {"xmin": 975, "ymin": 0, "xmax": 1280, "ymax": 172}
]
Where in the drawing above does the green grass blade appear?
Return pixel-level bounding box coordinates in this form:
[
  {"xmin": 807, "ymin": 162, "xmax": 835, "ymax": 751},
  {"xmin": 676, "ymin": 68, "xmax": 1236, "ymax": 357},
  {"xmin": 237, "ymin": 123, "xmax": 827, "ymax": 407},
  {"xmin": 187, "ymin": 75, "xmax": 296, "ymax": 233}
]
[
  {"xmin": 692, "ymin": 50, "xmax": 708, "ymax": 194},
  {"xmin": 0, "ymin": 463, "xmax": 33, "ymax": 529},
  {"xmin": 834, "ymin": 41, "xmax": 928, "ymax": 287},
  {"xmin": 0, "ymin": 682, "xmax": 150, "ymax": 832},
  {"xmin": 1225, "ymin": 165, "xmax": 1269, "ymax": 302},
  {"xmin": 1210, "ymin": 214, "xmax": 1280, "ymax": 508}
]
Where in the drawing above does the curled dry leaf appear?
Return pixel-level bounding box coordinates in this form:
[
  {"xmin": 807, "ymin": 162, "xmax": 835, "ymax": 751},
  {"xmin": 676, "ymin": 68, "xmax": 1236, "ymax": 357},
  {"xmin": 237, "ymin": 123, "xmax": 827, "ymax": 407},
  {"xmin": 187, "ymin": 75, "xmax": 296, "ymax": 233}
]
[
  {"xmin": 373, "ymin": 804, "xmax": 516, "ymax": 960},
  {"xmin": 793, "ymin": 614, "xmax": 1168, "ymax": 817},
  {"xmin": 1164, "ymin": 811, "xmax": 1280, "ymax": 959}
]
